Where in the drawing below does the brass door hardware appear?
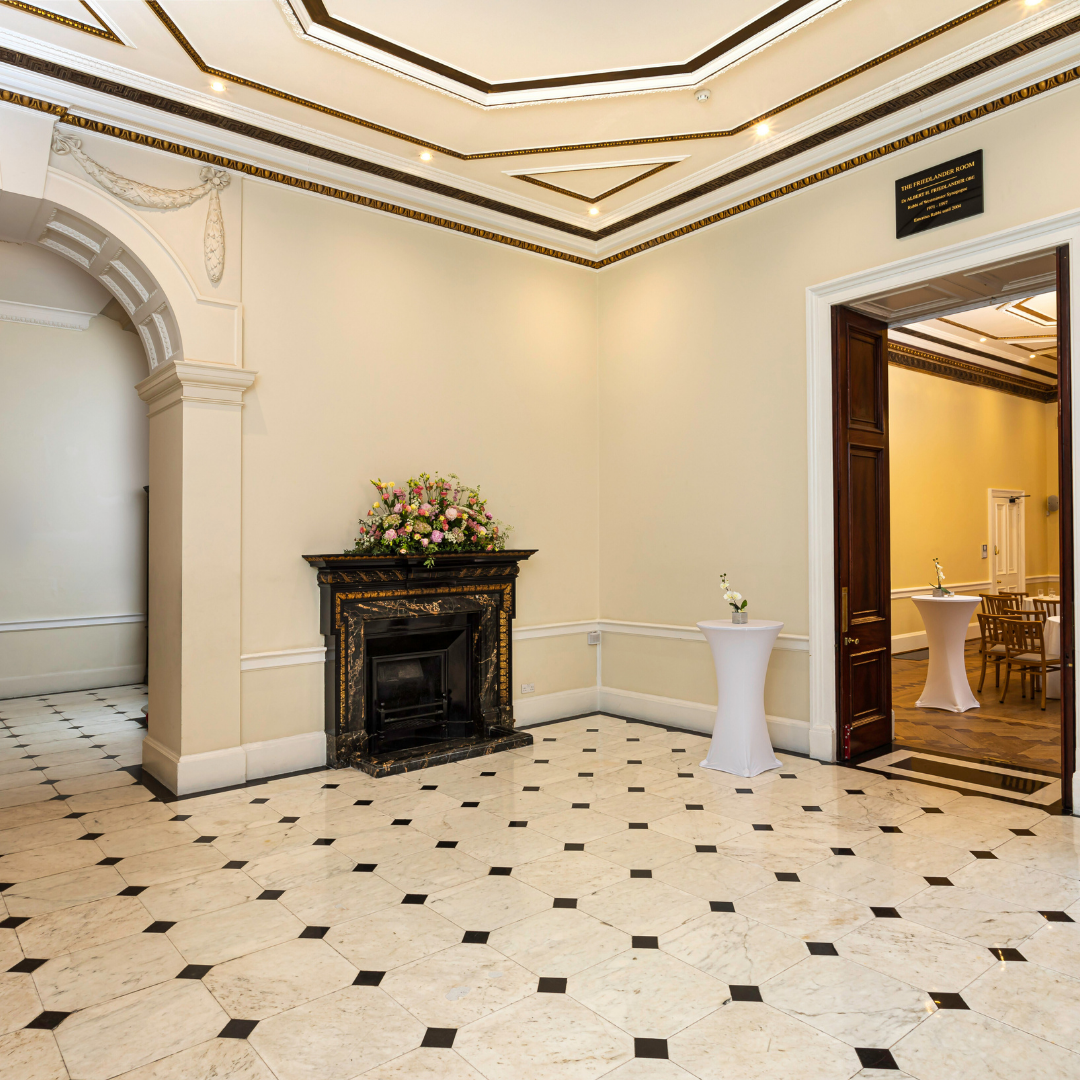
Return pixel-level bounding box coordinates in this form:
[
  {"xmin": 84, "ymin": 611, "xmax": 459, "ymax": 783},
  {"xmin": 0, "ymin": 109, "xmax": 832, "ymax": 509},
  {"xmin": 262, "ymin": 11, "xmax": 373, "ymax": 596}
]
[{"xmin": 844, "ymin": 636, "xmax": 859, "ymax": 645}]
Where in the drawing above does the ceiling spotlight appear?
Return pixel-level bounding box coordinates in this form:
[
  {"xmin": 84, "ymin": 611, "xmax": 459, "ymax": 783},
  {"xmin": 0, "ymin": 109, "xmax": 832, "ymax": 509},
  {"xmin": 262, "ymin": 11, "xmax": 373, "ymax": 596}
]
[
  {"xmin": 755, "ymin": 122, "xmax": 770, "ymax": 136},
  {"xmin": 979, "ymin": 336, "xmax": 987, "ymax": 342},
  {"xmin": 1030, "ymin": 353, "xmax": 1037, "ymax": 359},
  {"xmin": 210, "ymin": 80, "xmax": 225, "ymax": 92},
  {"xmin": 1025, "ymin": 0, "xmax": 1042, "ymax": 6},
  {"xmin": 695, "ymin": 89, "xmax": 711, "ymax": 103},
  {"xmin": 588, "ymin": 207, "xmax": 600, "ymax": 216},
  {"xmin": 419, "ymin": 151, "xmax": 432, "ymax": 162}
]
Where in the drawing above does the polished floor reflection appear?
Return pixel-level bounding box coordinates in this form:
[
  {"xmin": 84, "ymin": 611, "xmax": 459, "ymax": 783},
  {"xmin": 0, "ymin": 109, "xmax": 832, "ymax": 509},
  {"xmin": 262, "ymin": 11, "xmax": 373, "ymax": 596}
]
[{"xmin": 2, "ymin": 693, "xmax": 1080, "ymax": 1079}]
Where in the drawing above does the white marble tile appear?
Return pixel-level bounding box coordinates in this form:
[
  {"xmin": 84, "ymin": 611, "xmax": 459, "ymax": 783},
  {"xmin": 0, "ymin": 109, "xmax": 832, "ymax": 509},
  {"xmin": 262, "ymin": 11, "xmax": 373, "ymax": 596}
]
[
  {"xmin": 600, "ymin": 1060, "xmax": 697, "ymax": 1080},
  {"xmin": 111, "ymin": 1038, "xmax": 275, "ymax": 1080},
  {"xmin": 898, "ymin": 885, "xmax": 1046, "ymax": 947},
  {"xmin": 865, "ymin": 779, "xmax": 964, "ymax": 808},
  {"xmin": 428, "ymin": 875, "xmax": 552, "ymax": 931},
  {"xmin": 53, "ymin": 771, "xmax": 137, "ymax": 796},
  {"xmin": 0, "ymin": 972, "xmax": 44, "ymax": 1036},
  {"xmin": 584, "ymin": 828, "xmax": 693, "ymax": 870},
  {"xmin": 0, "ymin": 839, "xmax": 105, "ymax": 884},
  {"xmin": 18, "ymin": 895, "xmax": 153, "ymax": 957},
  {"xmin": 1022, "ymin": 922, "xmax": 1080, "ymax": 980},
  {"xmin": 181, "ymin": 802, "xmax": 285, "ymax": 837},
  {"xmin": 372, "ymin": 845, "xmax": 488, "ymax": 894},
  {"xmin": 738, "ymin": 881, "xmax": 873, "ymax": 941},
  {"xmin": 55, "ymin": 978, "xmax": 228, "ymax": 1080},
  {"xmin": 964, "ymin": 958, "xmax": 1080, "ymax": 1052},
  {"xmin": 799, "ymin": 854, "xmax": 930, "ymax": 907},
  {"xmin": 993, "ymin": 835, "xmax": 1080, "ymax": 880},
  {"xmin": 245, "ymin": 845, "xmax": 355, "ymax": 891},
  {"xmin": 405, "ymin": 806, "xmax": 506, "ymax": 841},
  {"xmin": 249, "ymin": 985, "xmax": 424, "ymax": 1080},
  {"xmin": 0, "ymin": 785, "xmax": 57, "ymax": 810},
  {"xmin": 0, "ymin": 756, "xmax": 37, "ymax": 776},
  {"xmin": 325, "ymin": 901, "xmax": 463, "ymax": 970},
  {"xmin": 904, "ymin": 812, "xmax": 1016, "ymax": 852},
  {"xmin": 892, "ymin": 1007, "xmax": 1080, "ymax": 1080},
  {"xmin": 210, "ymin": 822, "xmax": 318, "ymax": 864},
  {"xmin": 0, "ymin": 817, "xmax": 89, "ymax": 855},
  {"xmin": 647, "ymin": 809, "xmax": 753, "ymax": 847},
  {"xmin": 137, "ymin": 868, "xmax": 262, "ymax": 922},
  {"xmin": 0, "ymin": 1028, "xmax": 69, "ymax": 1080},
  {"xmin": 42, "ymin": 760, "xmax": 121, "ymax": 783},
  {"xmin": 333, "ymin": 823, "xmax": 440, "ymax": 864},
  {"xmin": 772, "ymin": 812, "xmax": 884, "ymax": 849},
  {"xmin": 75, "ymin": 801, "xmax": 173, "ymax": 836},
  {"xmin": 944, "ymin": 796, "xmax": 1049, "ymax": 829},
  {"xmin": 857, "ymin": 832, "xmax": 978, "ymax": 878},
  {"xmin": 510, "ymin": 848, "xmax": 625, "ymax": 898},
  {"xmin": 828, "ymin": 794, "xmax": 925, "ymax": 827},
  {"xmin": 477, "ymin": 790, "xmax": 572, "ymax": 819},
  {"xmin": 715, "ymin": 831, "xmax": 833, "ymax": 873},
  {"xmin": 381, "ymin": 941, "xmax": 535, "ymax": 1027},
  {"xmin": 3, "ymin": 865, "xmax": 126, "ymax": 917},
  {"xmin": 205, "ymin": 937, "xmax": 358, "ymax": 1019},
  {"xmin": 836, "ymin": 917, "xmax": 996, "ymax": 992},
  {"xmin": 669, "ymin": 1000, "xmax": 860, "ymax": 1080},
  {"xmin": 578, "ymin": 877, "xmax": 708, "ymax": 936},
  {"xmin": 437, "ymin": 776, "xmax": 518, "ymax": 801},
  {"xmin": 115, "ymin": 842, "xmax": 228, "ymax": 888},
  {"xmin": 34, "ymin": 931, "xmax": 186, "ymax": 1012},
  {"xmin": 356, "ymin": 1047, "xmax": 488, "ymax": 1080},
  {"xmin": 542, "ymin": 777, "xmax": 626, "ymax": 804},
  {"xmin": 486, "ymin": 905, "xmax": 630, "ymax": 977},
  {"xmin": 526, "ymin": 807, "xmax": 626, "ymax": 844},
  {"xmin": 652, "ymin": 852, "xmax": 778, "ymax": 901},
  {"xmin": 454, "ymin": 992, "xmax": 632, "ymax": 1080},
  {"xmin": 660, "ymin": 911, "xmax": 808, "ymax": 985},
  {"xmin": 95, "ymin": 821, "xmax": 200, "ymax": 859},
  {"xmin": 455, "ymin": 827, "xmax": 564, "ymax": 866},
  {"xmin": 280, "ymin": 868, "xmax": 403, "ymax": 926},
  {"xmin": 167, "ymin": 899, "xmax": 304, "ymax": 965},
  {"xmin": 950, "ymin": 857, "xmax": 1080, "ymax": 910},
  {"xmin": 0, "ymin": 927, "xmax": 22, "ymax": 969},
  {"xmin": 62, "ymin": 785, "xmax": 155, "ymax": 815},
  {"xmin": 0, "ymin": 769, "xmax": 49, "ymax": 792}
]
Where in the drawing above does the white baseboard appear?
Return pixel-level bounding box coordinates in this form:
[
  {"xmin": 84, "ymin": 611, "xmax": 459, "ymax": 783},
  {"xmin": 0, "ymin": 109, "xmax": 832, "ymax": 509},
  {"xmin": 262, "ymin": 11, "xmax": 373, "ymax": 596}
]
[
  {"xmin": 0, "ymin": 664, "xmax": 144, "ymax": 699},
  {"xmin": 892, "ymin": 625, "xmax": 980, "ymax": 653},
  {"xmin": 244, "ymin": 731, "xmax": 326, "ymax": 780},
  {"xmin": 142, "ymin": 730, "xmax": 327, "ymax": 795},
  {"xmin": 514, "ymin": 686, "xmax": 600, "ymax": 726},
  {"xmin": 514, "ymin": 684, "xmax": 811, "ymax": 756}
]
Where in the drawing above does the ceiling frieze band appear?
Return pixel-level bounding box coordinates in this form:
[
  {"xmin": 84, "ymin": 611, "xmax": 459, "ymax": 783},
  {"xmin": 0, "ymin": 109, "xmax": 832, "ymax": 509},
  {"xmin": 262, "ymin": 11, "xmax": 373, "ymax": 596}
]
[
  {"xmin": 4, "ymin": 55, "xmax": 1079, "ymax": 272},
  {"xmin": 4, "ymin": 12, "xmax": 1079, "ymax": 243},
  {"xmin": 0, "ymin": 0, "xmax": 121, "ymax": 44},
  {"xmin": 888, "ymin": 342, "xmax": 1057, "ymax": 403},
  {"xmin": 146, "ymin": 0, "xmax": 1011, "ymax": 161}
]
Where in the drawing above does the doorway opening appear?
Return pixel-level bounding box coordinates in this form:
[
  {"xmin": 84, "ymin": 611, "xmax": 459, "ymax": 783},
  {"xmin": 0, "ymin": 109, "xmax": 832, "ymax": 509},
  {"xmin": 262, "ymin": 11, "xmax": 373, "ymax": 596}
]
[{"xmin": 832, "ymin": 246, "xmax": 1073, "ymax": 811}]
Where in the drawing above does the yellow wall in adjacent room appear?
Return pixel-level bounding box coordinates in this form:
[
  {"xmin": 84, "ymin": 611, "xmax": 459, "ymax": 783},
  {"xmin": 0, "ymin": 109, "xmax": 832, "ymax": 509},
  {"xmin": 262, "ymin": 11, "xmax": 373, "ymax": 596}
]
[{"xmin": 889, "ymin": 365, "xmax": 1059, "ymax": 638}]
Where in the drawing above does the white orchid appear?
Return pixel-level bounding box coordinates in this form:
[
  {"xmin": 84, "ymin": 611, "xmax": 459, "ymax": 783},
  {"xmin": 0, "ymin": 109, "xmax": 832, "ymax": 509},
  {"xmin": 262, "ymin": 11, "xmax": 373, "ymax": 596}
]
[{"xmin": 720, "ymin": 573, "xmax": 748, "ymax": 613}]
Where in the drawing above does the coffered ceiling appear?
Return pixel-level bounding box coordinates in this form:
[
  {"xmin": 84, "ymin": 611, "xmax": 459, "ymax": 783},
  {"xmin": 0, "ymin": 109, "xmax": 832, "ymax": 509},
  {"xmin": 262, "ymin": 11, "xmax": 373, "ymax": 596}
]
[{"xmin": 1, "ymin": 0, "xmax": 1079, "ymax": 267}]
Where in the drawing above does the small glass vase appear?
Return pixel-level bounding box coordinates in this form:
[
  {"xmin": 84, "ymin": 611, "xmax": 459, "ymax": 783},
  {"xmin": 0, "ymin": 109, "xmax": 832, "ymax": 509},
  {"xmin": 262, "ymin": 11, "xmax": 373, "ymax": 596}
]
[{"xmin": 732, "ymin": 610, "xmax": 749, "ymax": 624}]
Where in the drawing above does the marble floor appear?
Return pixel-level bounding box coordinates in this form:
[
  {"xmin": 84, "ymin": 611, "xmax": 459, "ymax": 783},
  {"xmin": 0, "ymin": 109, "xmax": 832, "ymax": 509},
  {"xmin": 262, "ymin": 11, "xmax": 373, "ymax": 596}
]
[{"xmin": 3, "ymin": 691, "xmax": 1080, "ymax": 1080}]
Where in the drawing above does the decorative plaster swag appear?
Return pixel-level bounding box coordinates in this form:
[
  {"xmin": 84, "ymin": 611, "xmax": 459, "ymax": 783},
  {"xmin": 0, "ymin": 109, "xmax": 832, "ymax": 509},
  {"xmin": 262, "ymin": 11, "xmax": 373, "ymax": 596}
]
[{"xmin": 51, "ymin": 130, "xmax": 230, "ymax": 284}]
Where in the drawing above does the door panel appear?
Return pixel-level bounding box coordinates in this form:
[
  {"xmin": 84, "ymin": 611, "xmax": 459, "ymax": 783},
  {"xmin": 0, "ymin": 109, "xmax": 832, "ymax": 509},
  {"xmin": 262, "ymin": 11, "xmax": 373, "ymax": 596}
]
[
  {"xmin": 1057, "ymin": 244, "xmax": 1075, "ymax": 812},
  {"xmin": 834, "ymin": 306, "xmax": 892, "ymax": 760}
]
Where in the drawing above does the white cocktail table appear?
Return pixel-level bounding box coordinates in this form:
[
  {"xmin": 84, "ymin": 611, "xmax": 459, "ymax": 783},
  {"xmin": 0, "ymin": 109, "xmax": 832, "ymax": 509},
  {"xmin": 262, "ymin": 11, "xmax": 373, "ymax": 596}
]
[
  {"xmin": 911, "ymin": 594, "xmax": 981, "ymax": 712},
  {"xmin": 697, "ymin": 619, "xmax": 783, "ymax": 777}
]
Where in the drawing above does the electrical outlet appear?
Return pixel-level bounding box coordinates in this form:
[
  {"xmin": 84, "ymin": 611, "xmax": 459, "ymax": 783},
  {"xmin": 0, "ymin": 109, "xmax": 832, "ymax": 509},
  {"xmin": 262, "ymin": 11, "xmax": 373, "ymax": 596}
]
[{"xmin": 520, "ymin": 683, "xmax": 535, "ymax": 694}]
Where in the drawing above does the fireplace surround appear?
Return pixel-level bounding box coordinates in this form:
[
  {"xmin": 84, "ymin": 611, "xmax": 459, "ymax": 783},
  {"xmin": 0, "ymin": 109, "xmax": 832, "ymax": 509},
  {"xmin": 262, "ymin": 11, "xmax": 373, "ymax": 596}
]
[{"xmin": 303, "ymin": 550, "xmax": 536, "ymax": 775}]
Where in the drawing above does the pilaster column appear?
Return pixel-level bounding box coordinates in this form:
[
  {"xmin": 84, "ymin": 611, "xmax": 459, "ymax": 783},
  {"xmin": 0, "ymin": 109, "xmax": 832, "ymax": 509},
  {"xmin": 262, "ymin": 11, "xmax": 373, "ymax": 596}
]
[{"xmin": 136, "ymin": 360, "xmax": 256, "ymax": 794}]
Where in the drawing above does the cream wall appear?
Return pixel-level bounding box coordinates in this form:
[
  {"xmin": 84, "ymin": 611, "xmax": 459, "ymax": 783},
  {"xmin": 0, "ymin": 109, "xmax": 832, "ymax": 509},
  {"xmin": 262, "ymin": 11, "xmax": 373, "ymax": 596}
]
[
  {"xmin": 237, "ymin": 181, "xmax": 600, "ymax": 743},
  {"xmin": 889, "ymin": 365, "xmax": 1058, "ymax": 639},
  {"xmin": 597, "ymin": 82, "xmax": 1080, "ymax": 738},
  {"xmin": 0, "ymin": 313, "xmax": 148, "ymax": 696}
]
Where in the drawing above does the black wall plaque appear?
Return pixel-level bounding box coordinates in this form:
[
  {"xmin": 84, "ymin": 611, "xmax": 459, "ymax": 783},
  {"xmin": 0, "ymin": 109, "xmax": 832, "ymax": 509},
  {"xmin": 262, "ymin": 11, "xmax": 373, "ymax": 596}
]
[{"xmin": 896, "ymin": 151, "xmax": 983, "ymax": 238}]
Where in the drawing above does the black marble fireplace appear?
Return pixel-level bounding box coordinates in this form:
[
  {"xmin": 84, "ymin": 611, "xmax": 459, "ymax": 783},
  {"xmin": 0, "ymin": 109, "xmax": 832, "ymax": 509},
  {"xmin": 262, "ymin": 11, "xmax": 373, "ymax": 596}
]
[{"xmin": 303, "ymin": 550, "xmax": 536, "ymax": 775}]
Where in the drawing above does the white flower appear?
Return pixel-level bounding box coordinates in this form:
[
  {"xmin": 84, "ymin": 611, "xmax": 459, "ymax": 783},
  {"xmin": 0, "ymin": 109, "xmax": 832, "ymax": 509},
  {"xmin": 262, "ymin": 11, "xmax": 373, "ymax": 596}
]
[{"xmin": 729, "ymin": 591, "xmax": 742, "ymax": 602}]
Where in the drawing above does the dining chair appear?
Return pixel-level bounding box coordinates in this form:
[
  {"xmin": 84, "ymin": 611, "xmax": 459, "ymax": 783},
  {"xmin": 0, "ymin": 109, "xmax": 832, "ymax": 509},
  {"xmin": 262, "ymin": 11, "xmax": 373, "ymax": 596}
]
[
  {"xmin": 998, "ymin": 589, "xmax": 1029, "ymax": 598},
  {"xmin": 976, "ymin": 613, "xmax": 1008, "ymax": 691},
  {"xmin": 1033, "ymin": 597, "xmax": 1061, "ymax": 618},
  {"xmin": 981, "ymin": 593, "xmax": 1024, "ymax": 615},
  {"xmin": 999, "ymin": 617, "xmax": 1060, "ymax": 710}
]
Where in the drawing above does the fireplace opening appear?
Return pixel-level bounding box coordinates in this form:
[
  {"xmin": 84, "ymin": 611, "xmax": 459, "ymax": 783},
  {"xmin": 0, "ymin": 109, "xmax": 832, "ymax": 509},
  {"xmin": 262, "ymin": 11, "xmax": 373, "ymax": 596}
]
[{"xmin": 364, "ymin": 612, "xmax": 477, "ymax": 755}]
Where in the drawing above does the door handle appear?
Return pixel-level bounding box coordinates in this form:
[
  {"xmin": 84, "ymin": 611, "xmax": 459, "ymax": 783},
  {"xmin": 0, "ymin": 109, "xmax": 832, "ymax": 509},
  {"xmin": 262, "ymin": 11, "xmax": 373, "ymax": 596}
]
[{"xmin": 844, "ymin": 636, "xmax": 860, "ymax": 645}]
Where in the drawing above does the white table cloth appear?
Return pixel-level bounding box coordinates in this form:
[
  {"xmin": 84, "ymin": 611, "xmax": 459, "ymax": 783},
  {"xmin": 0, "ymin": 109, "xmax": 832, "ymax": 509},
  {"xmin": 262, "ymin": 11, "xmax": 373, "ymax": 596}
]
[
  {"xmin": 697, "ymin": 619, "xmax": 783, "ymax": 777},
  {"xmin": 911, "ymin": 594, "xmax": 981, "ymax": 713},
  {"xmin": 1010, "ymin": 600, "xmax": 1060, "ymax": 699}
]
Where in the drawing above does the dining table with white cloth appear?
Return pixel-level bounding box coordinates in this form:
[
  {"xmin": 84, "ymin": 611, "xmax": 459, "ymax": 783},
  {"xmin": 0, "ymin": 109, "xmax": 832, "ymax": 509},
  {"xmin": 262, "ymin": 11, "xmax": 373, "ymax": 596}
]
[{"xmin": 1017, "ymin": 598, "xmax": 1061, "ymax": 699}]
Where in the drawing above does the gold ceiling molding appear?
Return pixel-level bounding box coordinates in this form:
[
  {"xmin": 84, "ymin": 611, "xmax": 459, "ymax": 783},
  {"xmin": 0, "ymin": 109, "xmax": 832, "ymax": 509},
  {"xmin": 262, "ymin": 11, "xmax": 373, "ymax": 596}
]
[
  {"xmin": 513, "ymin": 162, "xmax": 677, "ymax": 205},
  {"xmin": 1, "ymin": 0, "xmax": 122, "ymax": 44},
  {"xmin": 888, "ymin": 340, "xmax": 1057, "ymax": 403},
  {"xmin": 145, "ymin": 0, "xmax": 1011, "ymax": 161},
  {"xmin": 6, "ymin": 55, "xmax": 1080, "ymax": 272}
]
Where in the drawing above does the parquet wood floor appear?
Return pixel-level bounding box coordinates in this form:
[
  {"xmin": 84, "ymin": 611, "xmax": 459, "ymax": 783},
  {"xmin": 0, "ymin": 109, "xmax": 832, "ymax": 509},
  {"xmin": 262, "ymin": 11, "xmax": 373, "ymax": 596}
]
[{"xmin": 892, "ymin": 641, "xmax": 1061, "ymax": 773}]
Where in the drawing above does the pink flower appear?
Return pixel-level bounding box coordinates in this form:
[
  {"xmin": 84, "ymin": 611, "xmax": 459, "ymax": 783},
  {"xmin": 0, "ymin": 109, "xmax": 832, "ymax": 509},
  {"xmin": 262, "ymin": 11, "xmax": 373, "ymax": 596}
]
[
  {"xmin": 384, "ymin": 529, "xmax": 397, "ymax": 541},
  {"xmin": 393, "ymin": 488, "xmax": 404, "ymax": 497},
  {"xmin": 431, "ymin": 531, "xmax": 443, "ymax": 543},
  {"xmin": 486, "ymin": 544, "xmax": 493, "ymax": 551},
  {"xmin": 393, "ymin": 502, "xmax": 403, "ymax": 513},
  {"xmin": 485, "ymin": 512, "xmax": 492, "ymax": 520},
  {"xmin": 446, "ymin": 507, "xmax": 459, "ymax": 521},
  {"xmin": 419, "ymin": 503, "xmax": 432, "ymax": 517},
  {"xmin": 421, "ymin": 538, "xmax": 429, "ymax": 547}
]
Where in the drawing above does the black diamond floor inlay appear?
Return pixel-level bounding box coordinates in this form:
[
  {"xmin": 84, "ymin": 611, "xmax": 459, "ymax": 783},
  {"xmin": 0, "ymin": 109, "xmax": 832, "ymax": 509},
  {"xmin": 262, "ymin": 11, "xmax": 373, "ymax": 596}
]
[
  {"xmin": 1011, "ymin": 828, "xmax": 1036, "ymax": 836},
  {"xmin": 223, "ymin": 860, "xmax": 247, "ymax": 869},
  {"xmin": 177, "ymin": 964, "xmax": 213, "ymax": 979},
  {"xmin": 872, "ymin": 907, "xmax": 902, "ymax": 918},
  {"xmin": 355, "ymin": 800, "xmax": 373, "ymax": 806},
  {"xmin": 313, "ymin": 838, "xmax": 335, "ymax": 846},
  {"xmin": 564, "ymin": 843, "xmax": 585, "ymax": 851},
  {"xmin": 710, "ymin": 901, "xmax": 736, "ymax": 912},
  {"xmin": 855, "ymin": 1048, "xmax": 899, "ymax": 1070},
  {"xmin": 462, "ymin": 931, "xmax": 490, "ymax": 944},
  {"xmin": 219, "ymin": 1019, "xmax": 259, "ymax": 1039},
  {"xmin": 436, "ymin": 841, "xmax": 458, "ymax": 849},
  {"xmin": 354, "ymin": 970, "xmax": 385, "ymax": 985},
  {"xmin": 807, "ymin": 942, "xmax": 839, "ymax": 956},
  {"xmin": 509, "ymin": 821, "xmax": 527, "ymax": 828},
  {"xmin": 489, "ymin": 866, "xmax": 512, "ymax": 876},
  {"xmin": 925, "ymin": 877, "xmax": 953, "ymax": 886},
  {"xmin": 422, "ymin": 1027, "xmax": 457, "ymax": 1048},
  {"xmin": 279, "ymin": 817, "xmax": 299, "ymax": 824},
  {"xmin": 96, "ymin": 857, "xmax": 122, "ymax": 866},
  {"xmin": 989, "ymin": 947, "xmax": 1026, "ymax": 961},
  {"xmin": 538, "ymin": 977, "xmax": 567, "ymax": 993},
  {"xmin": 831, "ymin": 847, "xmax": 856, "ymax": 856},
  {"xmin": 299, "ymin": 926, "xmax": 329, "ymax": 938},
  {"xmin": 630, "ymin": 869, "xmax": 652, "ymax": 878},
  {"xmin": 696, "ymin": 845, "xmax": 718, "ymax": 853},
  {"xmin": 775, "ymin": 872, "xmax": 799, "ymax": 882},
  {"xmin": 553, "ymin": 898, "xmax": 578, "ymax": 908},
  {"xmin": 631, "ymin": 936, "xmax": 659, "ymax": 949},
  {"xmin": 193, "ymin": 836, "xmax": 217, "ymax": 843},
  {"xmin": 685, "ymin": 803, "xmax": 704, "ymax": 810},
  {"xmin": 402, "ymin": 894, "xmax": 428, "ymax": 905},
  {"xmin": 391, "ymin": 819, "xmax": 412, "ymax": 826},
  {"xmin": 250, "ymin": 798, "xmax": 270, "ymax": 804},
  {"xmin": 421, "ymin": 784, "xmax": 438, "ymax": 790},
  {"xmin": 572, "ymin": 803, "xmax": 590, "ymax": 809},
  {"xmin": 9, "ymin": 958, "xmax": 47, "ymax": 973},
  {"xmin": 629, "ymin": 822, "xmax": 648, "ymax": 830},
  {"xmin": 729, "ymin": 985, "xmax": 762, "ymax": 1002},
  {"xmin": 930, "ymin": 992, "xmax": 969, "ymax": 1009},
  {"xmin": 879, "ymin": 825, "xmax": 902, "ymax": 833},
  {"xmin": 752, "ymin": 824, "xmax": 773, "ymax": 831},
  {"xmin": 144, "ymin": 921, "xmax": 175, "ymax": 934},
  {"xmin": 629, "ymin": 787, "xmax": 645, "ymax": 793},
  {"xmin": 634, "ymin": 1037, "xmax": 668, "ymax": 1059},
  {"xmin": 118, "ymin": 886, "xmax": 147, "ymax": 896},
  {"xmin": 354, "ymin": 863, "xmax": 377, "ymax": 872},
  {"xmin": 461, "ymin": 802, "xmax": 480, "ymax": 808},
  {"xmin": 971, "ymin": 851, "xmax": 997, "ymax": 860},
  {"xmin": 25, "ymin": 1011, "xmax": 69, "ymax": 1030},
  {"xmin": 922, "ymin": 807, "xmax": 943, "ymax": 814},
  {"xmin": 1040, "ymin": 911, "xmax": 1075, "ymax": 922},
  {"xmin": 257, "ymin": 890, "xmax": 284, "ymax": 900}
]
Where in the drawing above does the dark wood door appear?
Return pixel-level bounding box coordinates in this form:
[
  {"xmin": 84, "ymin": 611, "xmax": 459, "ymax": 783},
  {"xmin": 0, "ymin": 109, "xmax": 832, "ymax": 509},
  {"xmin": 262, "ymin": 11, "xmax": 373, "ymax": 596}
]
[
  {"xmin": 833, "ymin": 305, "xmax": 893, "ymax": 759},
  {"xmin": 1057, "ymin": 245, "xmax": 1075, "ymax": 813}
]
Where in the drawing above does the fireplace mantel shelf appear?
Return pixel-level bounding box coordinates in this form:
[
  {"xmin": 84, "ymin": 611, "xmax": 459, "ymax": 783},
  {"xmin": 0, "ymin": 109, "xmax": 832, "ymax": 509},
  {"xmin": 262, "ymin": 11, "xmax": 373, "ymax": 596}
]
[{"xmin": 303, "ymin": 550, "xmax": 538, "ymax": 569}]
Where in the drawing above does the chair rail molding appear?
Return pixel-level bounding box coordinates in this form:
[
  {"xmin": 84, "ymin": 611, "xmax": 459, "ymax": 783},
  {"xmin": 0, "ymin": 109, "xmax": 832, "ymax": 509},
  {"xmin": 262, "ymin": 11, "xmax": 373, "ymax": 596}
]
[{"xmin": 0, "ymin": 613, "xmax": 144, "ymax": 632}]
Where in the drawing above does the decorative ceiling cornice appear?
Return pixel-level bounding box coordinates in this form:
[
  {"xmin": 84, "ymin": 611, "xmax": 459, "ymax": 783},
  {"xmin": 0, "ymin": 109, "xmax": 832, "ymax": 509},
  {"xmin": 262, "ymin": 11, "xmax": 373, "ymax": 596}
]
[
  {"xmin": 4, "ymin": 11, "xmax": 1079, "ymax": 245},
  {"xmin": 5, "ymin": 54, "xmax": 1079, "ymax": 273},
  {"xmin": 892, "ymin": 326, "xmax": 1055, "ymax": 375},
  {"xmin": 512, "ymin": 162, "xmax": 678, "ymax": 205},
  {"xmin": 0, "ymin": 0, "xmax": 121, "ymax": 45},
  {"xmin": 284, "ymin": 0, "xmax": 843, "ymax": 106},
  {"xmin": 145, "ymin": 0, "xmax": 1013, "ymax": 160},
  {"xmin": 888, "ymin": 341, "xmax": 1057, "ymax": 403}
]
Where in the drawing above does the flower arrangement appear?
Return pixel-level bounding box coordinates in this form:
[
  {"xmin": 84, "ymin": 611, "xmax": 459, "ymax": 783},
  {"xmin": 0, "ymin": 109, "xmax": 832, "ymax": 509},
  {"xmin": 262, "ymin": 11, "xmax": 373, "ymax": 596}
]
[
  {"xmin": 720, "ymin": 573, "xmax": 748, "ymax": 621},
  {"xmin": 349, "ymin": 472, "xmax": 510, "ymax": 567},
  {"xmin": 930, "ymin": 557, "xmax": 952, "ymax": 596}
]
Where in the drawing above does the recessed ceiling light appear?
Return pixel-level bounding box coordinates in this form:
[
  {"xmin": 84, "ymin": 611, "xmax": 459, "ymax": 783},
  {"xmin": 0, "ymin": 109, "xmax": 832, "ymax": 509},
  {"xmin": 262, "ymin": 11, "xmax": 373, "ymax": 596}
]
[
  {"xmin": 979, "ymin": 337, "xmax": 987, "ymax": 342},
  {"xmin": 755, "ymin": 123, "xmax": 770, "ymax": 136},
  {"xmin": 1030, "ymin": 354, "xmax": 1037, "ymax": 359},
  {"xmin": 419, "ymin": 151, "xmax": 432, "ymax": 162},
  {"xmin": 588, "ymin": 207, "xmax": 600, "ymax": 216},
  {"xmin": 210, "ymin": 80, "xmax": 225, "ymax": 92},
  {"xmin": 1025, "ymin": 0, "xmax": 1042, "ymax": 6}
]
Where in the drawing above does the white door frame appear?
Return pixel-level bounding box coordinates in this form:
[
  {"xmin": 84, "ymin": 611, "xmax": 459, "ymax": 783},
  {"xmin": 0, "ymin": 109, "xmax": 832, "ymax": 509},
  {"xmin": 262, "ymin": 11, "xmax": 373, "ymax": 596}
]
[
  {"xmin": 806, "ymin": 209, "xmax": 1080, "ymax": 806},
  {"xmin": 989, "ymin": 488, "xmax": 1027, "ymax": 595}
]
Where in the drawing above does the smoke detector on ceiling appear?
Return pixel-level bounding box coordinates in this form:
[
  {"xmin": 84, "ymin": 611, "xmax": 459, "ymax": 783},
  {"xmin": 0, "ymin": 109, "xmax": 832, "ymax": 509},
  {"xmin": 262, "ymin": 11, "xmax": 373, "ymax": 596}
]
[{"xmin": 695, "ymin": 89, "xmax": 711, "ymax": 103}]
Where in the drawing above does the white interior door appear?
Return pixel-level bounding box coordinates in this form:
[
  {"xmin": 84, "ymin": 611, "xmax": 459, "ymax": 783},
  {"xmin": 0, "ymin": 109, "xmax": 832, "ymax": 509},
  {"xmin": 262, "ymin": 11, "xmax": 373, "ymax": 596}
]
[{"xmin": 989, "ymin": 489, "xmax": 1026, "ymax": 593}]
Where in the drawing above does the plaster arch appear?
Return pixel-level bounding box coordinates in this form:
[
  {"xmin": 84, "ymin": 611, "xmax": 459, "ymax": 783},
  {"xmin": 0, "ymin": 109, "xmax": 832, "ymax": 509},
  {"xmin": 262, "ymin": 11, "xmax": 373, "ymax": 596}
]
[{"xmin": 0, "ymin": 107, "xmax": 256, "ymax": 793}]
